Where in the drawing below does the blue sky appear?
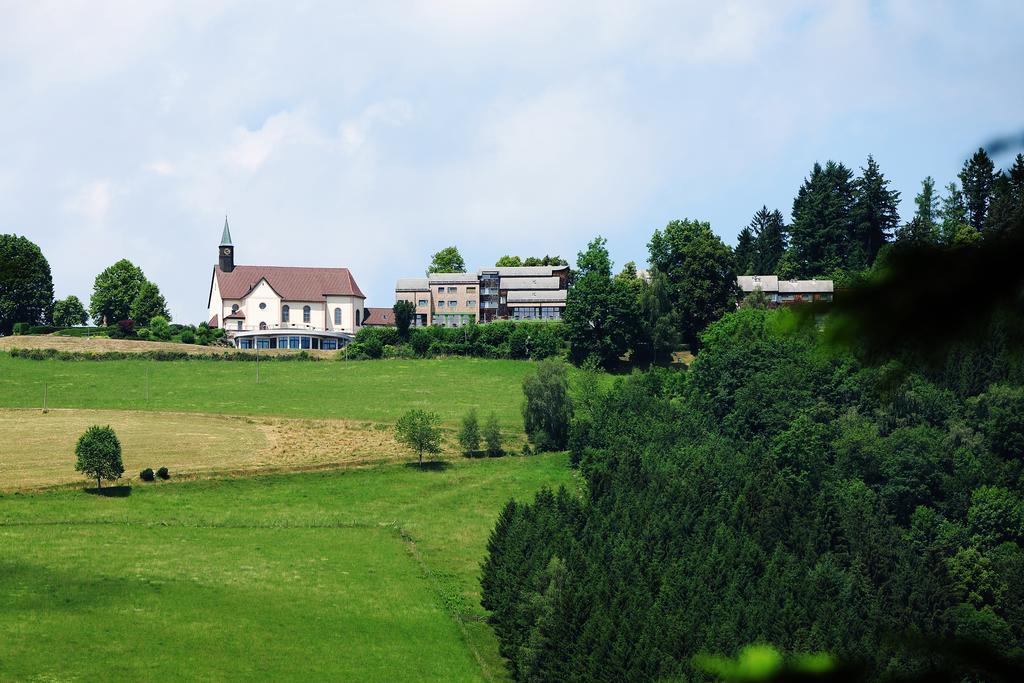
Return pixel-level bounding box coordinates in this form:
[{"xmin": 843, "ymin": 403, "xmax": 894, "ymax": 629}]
[{"xmin": 2, "ymin": 1, "xmax": 1023, "ymax": 322}]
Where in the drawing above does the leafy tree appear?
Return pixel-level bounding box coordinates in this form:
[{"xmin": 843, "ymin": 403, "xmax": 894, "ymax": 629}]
[
  {"xmin": 52, "ymin": 295, "xmax": 88, "ymax": 327},
  {"xmin": 851, "ymin": 154, "xmax": 900, "ymax": 263},
  {"xmin": 959, "ymin": 147, "xmax": 996, "ymax": 231},
  {"xmin": 648, "ymin": 219, "xmax": 737, "ymax": 350},
  {"xmin": 522, "ymin": 359, "xmax": 572, "ymax": 451},
  {"xmin": 496, "ymin": 255, "xmax": 523, "ymax": 267},
  {"xmin": 148, "ymin": 315, "xmax": 171, "ymax": 341},
  {"xmin": 734, "ymin": 226, "xmax": 755, "ymax": 275},
  {"xmin": 564, "ymin": 239, "xmax": 634, "ymax": 368},
  {"xmin": 427, "ymin": 246, "xmax": 466, "ymax": 274},
  {"xmin": 637, "ymin": 268, "xmax": 679, "ymax": 364},
  {"xmin": 458, "ymin": 409, "xmax": 481, "ymax": 455},
  {"xmin": 393, "ymin": 300, "xmax": 415, "ymax": 339},
  {"xmin": 484, "ymin": 412, "xmax": 503, "ymax": 457},
  {"xmin": 749, "ymin": 206, "xmax": 787, "ymax": 274},
  {"xmin": 394, "ymin": 409, "xmax": 442, "ymax": 467},
  {"xmin": 789, "ymin": 161, "xmax": 856, "ymax": 276},
  {"xmin": 129, "ymin": 280, "xmax": 169, "ymax": 326},
  {"xmin": 75, "ymin": 425, "xmax": 124, "ymax": 489},
  {"xmin": 0, "ymin": 234, "xmax": 54, "ymax": 335},
  {"xmin": 740, "ymin": 286, "xmax": 771, "ymax": 310},
  {"xmin": 90, "ymin": 259, "xmax": 146, "ymax": 325},
  {"xmin": 573, "ymin": 236, "xmax": 612, "ymax": 279}
]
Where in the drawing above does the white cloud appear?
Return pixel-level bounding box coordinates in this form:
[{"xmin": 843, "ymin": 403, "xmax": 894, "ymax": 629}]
[{"xmin": 62, "ymin": 179, "xmax": 121, "ymax": 222}]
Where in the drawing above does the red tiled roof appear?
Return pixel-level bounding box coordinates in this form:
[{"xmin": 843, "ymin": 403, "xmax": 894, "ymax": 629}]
[
  {"xmin": 224, "ymin": 311, "xmax": 246, "ymax": 319},
  {"xmin": 363, "ymin": 307, "xmax": 395, "ymax": 326},
  {"xmin": 209, "ymin": 314, "xmax": 219, "ymax": 328},
  {"xmin": 215, "ymin": 265, "xmax": 365, "ymax": 301}
]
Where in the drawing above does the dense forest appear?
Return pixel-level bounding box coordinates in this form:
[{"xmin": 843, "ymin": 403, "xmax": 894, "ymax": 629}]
[{"xmin": 484, "ymin": 299, "xmax": 1024, "ymax": 680}]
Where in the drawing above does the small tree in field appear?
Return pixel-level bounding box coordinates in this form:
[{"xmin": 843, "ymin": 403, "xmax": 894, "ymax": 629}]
[
  {"xmin": 75, "ymin": 425, "xmax": 124, "ymax": 489},
  {"xmin": 458, "ymin": 409, "xmax": 480, "ymax": 455},
  {"xmin": 395, "ymin": 409, "xmax": 442, "ymax": 467},
  {"xmin": 394, "ymin": 300, "xmax": 415, "ymax": 340},
  {"xmin": 484, "ymin": 413, "xmax": 503, "ymax": 457},
  {"xmin": 522, "ymin": 358, "xmax": 572, "ymax": 451}
]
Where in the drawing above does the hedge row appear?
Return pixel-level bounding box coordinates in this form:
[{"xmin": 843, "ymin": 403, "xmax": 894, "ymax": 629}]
[
  {"xmin": 6, "ymin": 348, "xmax": 324, "ymax": 362},
  {"xmin": 347, "ymin": 321, "xmax": 566, "ymax": 360}
]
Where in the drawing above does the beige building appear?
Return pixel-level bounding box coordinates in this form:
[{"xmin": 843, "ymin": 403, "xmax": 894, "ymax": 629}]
[
  {"xmin": 207, "ymin": 220, "xmax": 366, "ymax": 349},
  {"xmin": 395, "ymin": 265, "xmax": 570, "ymax": 327},
  {"xmin": 737, "ymin": 275, "xmax": 834, "ymax": 305}
]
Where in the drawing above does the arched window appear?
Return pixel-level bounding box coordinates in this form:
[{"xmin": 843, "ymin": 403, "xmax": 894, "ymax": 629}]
[
  {"xmin": 231, "ymin": 304, "xmax": 239, "ymax": 313},
  {"xmin": 356, "ymin": 308, "xmax": 361, "ymax": 326},
  {"xmin": 259, "ymin": 321, "xmax": 267, "ymax": 330},
  {"xmin": 282, "ymin": 305, "xmax": 290, "ymax": 322},
  {"xmin": 334, "ymin": 308, "xmax": 341, "ymax": 325},
  {"xmin": 302, "ymin": 305, "xmax": 311, "ymax": 323}
]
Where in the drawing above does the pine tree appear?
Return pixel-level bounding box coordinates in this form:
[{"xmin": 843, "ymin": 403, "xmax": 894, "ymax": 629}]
[
  {"xmin": 734, "ymin": 227, "xmax": 756, "ymax": 275},
  {"xmin": 851, "ymin": 155, "xmax": 900, "ymax": 264},
  {"xmin": 958, "ymin": 147, "xmax": 996, "ymax": 231},
  {"xmin": 986, "ymin": 155, "xmax": 1024, "ymax": 234},
  {"xmin": 750, "ymin": 207, "xmax": 787, "ymax": 274},
  {"xmin": 896, "ymin": 177, "xmax": 940, "ymax": 245},
  {"xmin": 939, "ymin": 182, "xmax": 973, "ymax": 245},
  {"xmin": 790, "ymin": 161, "xmax": 856, "ymax": 277}
]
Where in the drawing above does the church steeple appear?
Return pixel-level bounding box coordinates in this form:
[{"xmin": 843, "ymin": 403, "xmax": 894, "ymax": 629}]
[{"xmin": 219, "ymin": 216, "xmax": 235, "ymax": 272}]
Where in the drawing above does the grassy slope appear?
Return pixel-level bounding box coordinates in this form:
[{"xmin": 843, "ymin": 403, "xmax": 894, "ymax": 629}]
[
  {"xmin": 0, "ymin": 455, "xmax": 578, "ymax": 681},
  {"xmin": 0, "ymin": 355, "xmax": 537, "ymax": 427}
]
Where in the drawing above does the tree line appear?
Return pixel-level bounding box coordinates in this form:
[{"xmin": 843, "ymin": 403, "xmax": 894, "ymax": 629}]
[{"xmin": 0, "ymin": 236, "xmax": 170, "ymax": 335}]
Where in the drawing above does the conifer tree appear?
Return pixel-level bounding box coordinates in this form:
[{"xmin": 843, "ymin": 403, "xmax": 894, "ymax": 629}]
[
  {"xmin": 790, "ymin": 161, "xmax": 856, "ymax": 277},
  {"xmin": 851, "ymin": 155, "xmax": 900, "ymax": 264},
  {"xmin": 986, "ymin": 155, "xmax": 1024, "ymax": 234},
  {"xmin": 733, "ymin": 227, "xmax": 755, "ymax": 275},
  {"xmin": 750, "ymin": 206, "xmax": 787, "ymax": 274},
  {"xmin": 958, "ymin": 147, "xmax": 996, "ymax": 231},
  {"xmin": 939, "ymin": 182, "xmax": 974, "ymax": 245}
]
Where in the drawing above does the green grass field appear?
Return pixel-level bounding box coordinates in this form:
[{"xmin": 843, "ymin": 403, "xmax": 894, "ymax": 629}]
[
  {"xmin": 0, "ymin": 455, "xmax": 578, "ymax": 681},
  {"xmin": 0, "ymin": 355, "xmax": 539, "ymax": 427}
]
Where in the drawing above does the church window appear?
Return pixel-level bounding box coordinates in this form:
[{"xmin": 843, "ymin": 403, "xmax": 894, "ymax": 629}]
[
  {"xmin": 259, "ymin": 322, "xmax": 267, "ymax": 330},
  {"xmin": 334, "ymin": 308, "xmax": 342, "ymax": 325},
  {"xmin": 231, "ymin": 304, "xmax": 239, "ymax": 313},
  {"xmin": 356, "ymin": 309, "xmax": 361, "ymax": 326},
  {"xmin": 259, "ymin": 302, "xmax": 267, "ymax": 310},
  {"xmin": 303, "ymin": 305, "xmax": 311, "ymax": 323},
  {"xmin": 282, "ymin": 305, "xmax": 290, "ymax": 322}
]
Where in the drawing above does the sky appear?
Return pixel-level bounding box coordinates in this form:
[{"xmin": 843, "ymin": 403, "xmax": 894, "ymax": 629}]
[{"xmin": 2, "ymin": 1, "xmax": 1023, "ymax": 323}]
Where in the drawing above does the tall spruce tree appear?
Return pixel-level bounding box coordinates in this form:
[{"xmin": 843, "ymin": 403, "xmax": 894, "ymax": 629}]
[
  {"xmin": 939, "ymin": 182, "xmax": 974, "ymax": 245},
  {"xmin": 789, "ymin": 161, "xmax": 856, "ymax": 277},
  {"xmin": 897, "ymin": 176, "xmax": 940, "ymax": 245},
  {"xmin": 851, "ymin": 155, "xmax": 900, "ymax": 264},
  {"xmin": 750, "ymin": 206, "xmax": 787, "ymax": 274},
  {"xmin": 733, "ymin": 226, "xmax": 756, "ymax": 275},
  {"xmin": 958, "ymin": 147, "xmax": 996, "ymax": 231},
  {"xmin": 986, "ymin": 155, "xmax": 1024, "ymax": 234}
]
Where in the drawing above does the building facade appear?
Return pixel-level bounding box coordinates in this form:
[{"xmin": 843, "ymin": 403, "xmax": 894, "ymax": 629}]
[
  {"xmin": 737, "ymin": 275, "xmax": 834, "ymax": 305},
  {"xmin": 395, "ymin": 265, "xmax": 569, "ymax": 327},
  {"xmin": 207, "ymin": 220, "xmax": 366, "ymax": 349}
]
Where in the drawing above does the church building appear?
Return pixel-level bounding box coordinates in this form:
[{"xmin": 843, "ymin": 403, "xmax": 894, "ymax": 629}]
[{"xmin": 207, "ymin": 219, "xmax": 366, "ymax": 350}]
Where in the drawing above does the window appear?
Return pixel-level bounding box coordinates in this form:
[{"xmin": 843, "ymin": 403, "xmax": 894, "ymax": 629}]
[
  {"xmin": 256, "ymin": 338, "xmax": 270, "ymax": 349},
  {"xmin": 437, "ymin": 301, "xmax": 445, "ymax": 308},
  {"xmin": 447, "ymin": 286, "xmax": 457, "ymax": 293},
  {"xmin": 448, "ymin": 300, "xmax": 457, "ymax": 307},
  {"xmin": 259, "ymin": 321, "xmax": 267, "ymax": 330},
  {"xmin": 282, "ymin": 305, "xmax": 290, "ymax": 322},
  {"xmin": 541, "ymin": 306, "xmax": 561, "ymax": 320},
  {"xmin": 322, "ymin": 339, "xmax": 338, "ymax": 351},
  {"xmin": 239, "ymin": 338, "xmax": 253, "ymax": 348},
  {"xmin": 438, "ymin": 287, "xmax": 444, "ymax": 293},
  {"xmin": 236, "ymin": 320, "xmax": 243, "ymax": 330},
  {"xmin": 418, "ymin": 299, "xmax": 428, "ymax": 307},
  {"xmin": 231, "ymin": 304, "xmax": 239, "ymax": 313},
  {"xmin": 259, "ymin": 302, "xmax": 267, "ymax": 310},
  {"xmin": 466, "ymin": 300, "xmax": 476, "ymax": 307},
  {"xmin": 334, "ymin": 308, "xmax": 342, "ymax": 325},
  {"xmin": 356, "ymin": 309, "xmax": 361, "ymax": 326},
  {"xmin": 302, "ymin": 305, "xmax": 311, "ymax": 323},
  {"xmin": 301, "ymin": 337, "xmax": 311, "ymax": 350},
  {"xmin": 289, "ymin": 336, "xmax": 300, "ymax": 349},
  {"xmin": 466, "ymin": 286, "xmax": 476, "ymax": 293}
]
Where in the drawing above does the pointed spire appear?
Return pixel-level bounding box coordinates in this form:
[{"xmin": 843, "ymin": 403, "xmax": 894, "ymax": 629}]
[{"xmin": 220, "ymin": 215, "xmax": 233, "ymax": 246}]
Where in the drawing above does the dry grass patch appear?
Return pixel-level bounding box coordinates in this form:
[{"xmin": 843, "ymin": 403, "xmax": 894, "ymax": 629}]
[
  {"xmin": 0, "ymin": 409, "xmax": 424, "ymax": 489},
  {"xmin": 0, "ymin": 335, "xmax": 336, "ymax": 357}
]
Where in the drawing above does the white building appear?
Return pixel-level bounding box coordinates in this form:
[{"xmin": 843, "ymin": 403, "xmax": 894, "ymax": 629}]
[
  {"xmin": 736, "ymin": 275, "xmax": 834, "ymax": 305},
  {"xmin": 207, "ymin": 220, "xmax": 366, "ymax": 350}
]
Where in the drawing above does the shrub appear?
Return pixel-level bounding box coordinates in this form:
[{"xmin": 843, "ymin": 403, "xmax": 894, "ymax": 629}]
[
  {"xmin": 74, "ymin": 425, "xmax": 124, "ymax": 488},
  {"xmin": 156, "ymin": 466, "xmax": 170, "ymax": 480},
  {"xmin": 521, "ymin": 443, "xmax": 533, "ymax": 456},
  {"xmin": 356, "ymin": 326, "xmax": 400, "ymax": 347},
  {"xmin": 28, "ymin": 325, "xmax": 60, "ymax": 335},
  {"xmin": 410, "ymin": 329, "xmax": 432, "ymax": 356},
  {"xmin": 140, "ymin": 468, "xmax": 155, "ymax": 482},
  {"xmin": 458, "ymin": 409, "xmax": 481, "ymax": 455},
  {"xmin": 148, "ymin": 316, "xmax": 171, "ymax": 341},
  {"xmin": 12, "ymin": 322, "xmax": 30, "ymax": 335},
  {"xmin": 180, "ymin": 329, "xmax": 196, "ymax": 344},
  {"xmin": 484, "ymin": 413, "xmax": 503, "ymax": 457},
  {"xmin": 108, "ymin": 319, "xmax": 136, "ymax": 339}
]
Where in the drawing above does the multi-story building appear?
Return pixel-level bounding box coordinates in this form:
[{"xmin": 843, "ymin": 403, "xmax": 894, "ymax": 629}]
[
  {"xmin": 395, "ymin": 265, "xmax": 570, "ymax": 326},
  {"xmin": 737, "ymin": 275, "xmax": 834, "ymax": 305},
  {"xmin": 207, "ymin": 220, "xmax": 366, "ymax": 349}
]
